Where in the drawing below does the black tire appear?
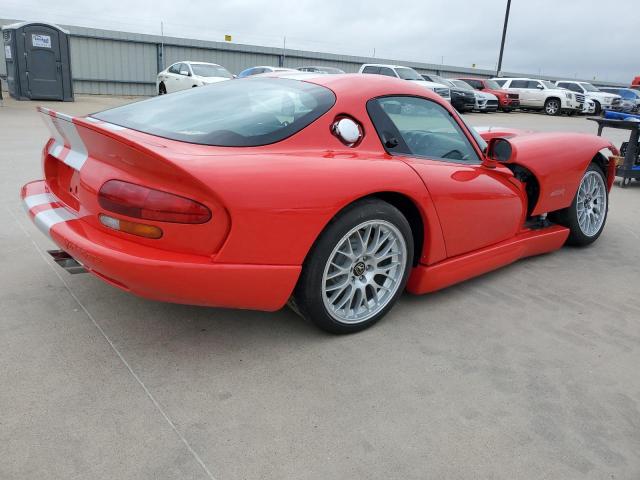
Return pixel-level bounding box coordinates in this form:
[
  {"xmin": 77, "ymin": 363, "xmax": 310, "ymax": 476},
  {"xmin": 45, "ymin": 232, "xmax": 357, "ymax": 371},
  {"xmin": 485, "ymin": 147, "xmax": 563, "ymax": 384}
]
[
  {"xmin": 502, "ymin": 108, "xmax": 512, "ymax": 113},
  {"xmin": 593, "ymin": 101, "xmax": 602, "ymax": 115},
  {"xmin": 544, "ymin": 98, "xmax": 561, "ymax": 116},
  {"xmin": 549, "ymin": 163, "xmax": 608, "ymax": 246},
  {"xmin": 158, "ymin": 83, "xmax": 167, "ymax": 95},
  {"xmin": 292, "ymin": 199, "xmax": 414, "ymax": 334}
]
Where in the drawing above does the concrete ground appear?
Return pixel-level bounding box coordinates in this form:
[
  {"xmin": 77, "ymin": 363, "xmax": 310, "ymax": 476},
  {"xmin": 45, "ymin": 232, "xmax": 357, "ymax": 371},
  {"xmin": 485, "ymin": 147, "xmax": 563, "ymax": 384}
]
[{"xmin": 1, "ymin": 95, "xmax": 639, "ymax": 480}]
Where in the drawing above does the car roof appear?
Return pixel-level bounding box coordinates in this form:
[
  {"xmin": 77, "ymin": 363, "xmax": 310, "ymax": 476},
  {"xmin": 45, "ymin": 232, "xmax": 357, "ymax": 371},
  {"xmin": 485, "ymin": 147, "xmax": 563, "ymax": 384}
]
[
  {"xmin": 251, "ymin": 73, "xmax": 444, "ymax": 103},
  {"xmin": 180, "ymin": 61, "xmax": 222, "ymax": 67},
  {"xmin": 361, "ymin": 64, "xmax": 408, "ymax": 69}
]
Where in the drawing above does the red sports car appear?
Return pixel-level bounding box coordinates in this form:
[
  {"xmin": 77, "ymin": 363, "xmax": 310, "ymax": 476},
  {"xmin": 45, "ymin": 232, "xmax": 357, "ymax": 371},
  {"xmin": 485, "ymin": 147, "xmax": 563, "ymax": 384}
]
[
  {"xmin": 457, "ymin": 77, "xmax": 521, "ymax": 112},
  {"xmin": 22, "ymin": 73, "xmax": 616, "ymax": 333}
]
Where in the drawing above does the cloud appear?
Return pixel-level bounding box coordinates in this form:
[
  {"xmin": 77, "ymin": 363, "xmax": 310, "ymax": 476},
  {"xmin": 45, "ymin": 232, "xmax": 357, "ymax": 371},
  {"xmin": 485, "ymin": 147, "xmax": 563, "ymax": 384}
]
[{"xmin": 3, "ymin": 0, "xmax": 638, "ymax": 82}]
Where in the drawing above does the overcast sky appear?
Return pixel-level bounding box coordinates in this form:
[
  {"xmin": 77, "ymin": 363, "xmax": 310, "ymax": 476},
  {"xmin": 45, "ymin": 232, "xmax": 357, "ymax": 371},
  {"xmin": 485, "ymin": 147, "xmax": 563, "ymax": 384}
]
[{"xmin": 4, "ymin": 0, "xmax": 638, "ymax": 82}]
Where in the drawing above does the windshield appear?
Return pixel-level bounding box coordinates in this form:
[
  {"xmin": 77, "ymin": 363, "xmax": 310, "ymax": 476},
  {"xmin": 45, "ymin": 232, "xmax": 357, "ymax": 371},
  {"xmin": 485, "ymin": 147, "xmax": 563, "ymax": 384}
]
[
  {"xmin": 396, "ymin": 68, "xmax": 424, "ymax": 81},
  {"xmin": 580, "ymin": 83, "xmax": 600, "ymax": 92},
  {"xmin": 485, "ymin": 80, "xmax": 501, "ymax": 89},
  {"xmin": 190, "ymin": 64, "xmax": 233, "ymax": 78},
  {"xmin": 451, "ymin": 80, "xmax": 473, "ymax": 90},
  {"xmin": 541, "ymin": 81, "xmax": 556, "ymax": 89},
  {"xmin": 431, "ymin": 75, "xmax": 454, "ymax": 87},
  {"xmin": 93, "ymin": 78, "xmax": 336, "ymax": 147},
  {"xmin": 458, "ymin": 115, "xmax": 487, "ymax": 151}
]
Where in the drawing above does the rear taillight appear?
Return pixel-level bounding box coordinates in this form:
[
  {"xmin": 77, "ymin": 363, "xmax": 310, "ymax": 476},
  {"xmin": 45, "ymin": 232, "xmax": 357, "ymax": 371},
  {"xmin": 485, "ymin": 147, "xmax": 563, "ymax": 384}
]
[{"xmin": 98, "ymin": 180, "xmax": 211, "ymax": 224}]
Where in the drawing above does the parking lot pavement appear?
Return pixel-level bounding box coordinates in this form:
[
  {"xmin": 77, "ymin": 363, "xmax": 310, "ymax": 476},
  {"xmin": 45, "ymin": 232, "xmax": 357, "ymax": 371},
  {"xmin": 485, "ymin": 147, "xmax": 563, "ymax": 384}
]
[{"xmin": 2, "ymin": 95, "xmax": 639, "ymax": 480}]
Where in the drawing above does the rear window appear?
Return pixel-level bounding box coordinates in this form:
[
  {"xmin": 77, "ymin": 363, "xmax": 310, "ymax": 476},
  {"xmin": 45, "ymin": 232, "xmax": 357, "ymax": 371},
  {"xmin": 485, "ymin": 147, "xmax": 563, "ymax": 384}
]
[
  {"xmin": 190, "ymin": 64, "xmax": 233, "ymax": 78},
  {"xmin": 93, "ymin": 78, "xmax": 336, "ymax": 147}
]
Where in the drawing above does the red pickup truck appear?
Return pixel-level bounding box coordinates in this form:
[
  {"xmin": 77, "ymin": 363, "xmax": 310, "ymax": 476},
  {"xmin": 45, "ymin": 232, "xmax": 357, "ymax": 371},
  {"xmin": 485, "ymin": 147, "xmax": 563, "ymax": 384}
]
[
  {"xmin": 631, "ymin": 76, "xmax": 640, "ymax": 90},
  {"xmin": 456, "ymin": 77, "xmax": 520, "ymax": 112}
]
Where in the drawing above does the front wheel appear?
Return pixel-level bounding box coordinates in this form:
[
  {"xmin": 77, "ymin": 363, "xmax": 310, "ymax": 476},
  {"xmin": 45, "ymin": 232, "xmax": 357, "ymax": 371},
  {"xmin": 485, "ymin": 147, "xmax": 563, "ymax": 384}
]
[
  {"xmin": 158, "ymin": 83, "xmax": 167, "ymax": 95},
  {"xmin": 293, "ymin": 199, "xmax": 413, "ymax": 334},
  {"xmin": 544, "ymin": 98, "xmax": 561, "ymax": 116},
  {"xmin": 593, "ymin": 101, "xmax": 602, "ymax": 115},
  {"xmin": 549, "ymin": 164, "xmax": 608, "ymax": 246}
]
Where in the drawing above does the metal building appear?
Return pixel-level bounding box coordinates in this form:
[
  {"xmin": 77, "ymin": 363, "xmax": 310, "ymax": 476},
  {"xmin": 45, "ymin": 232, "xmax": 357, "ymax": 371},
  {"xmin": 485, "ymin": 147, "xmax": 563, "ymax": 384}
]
[
  {"xmin": 2, "ymin": 21, "xmax": 74, "ymax": 101},
  {"xmin": 0, "ymin": 17, "xmax": 626, "ymax": 98}
]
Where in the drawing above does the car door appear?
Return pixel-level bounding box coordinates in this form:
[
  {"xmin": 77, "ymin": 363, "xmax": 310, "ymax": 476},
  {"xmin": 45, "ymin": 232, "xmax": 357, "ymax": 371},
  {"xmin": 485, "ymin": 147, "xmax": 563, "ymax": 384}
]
[
  {"xmin": 164, "ymin": 63, "xmax": 182, "ymax": 93},
  {"xmin": 367, "ymin": 96, "xmax": 525, "ymax": 258},
  {"xmin": 175, "ymin": 63, "xmax": 193, "ymax": 91},
  {"xmin": 527, "ymin": 80, "xmax": 546, "ymax": 107}
]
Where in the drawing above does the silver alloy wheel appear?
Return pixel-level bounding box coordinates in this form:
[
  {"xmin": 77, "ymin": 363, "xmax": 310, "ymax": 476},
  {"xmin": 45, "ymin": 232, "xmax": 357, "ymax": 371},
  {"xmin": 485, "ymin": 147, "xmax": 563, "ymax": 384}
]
[
  {"xmin": 546, "ymin": 100, "xmax": 559, "ymax": 115},
  {"xmin": 322, "ymin": 220, "xmax": 407, "ymax": 324},
  {"xmin": 576, "ymin": 170, "xmax": 607, "ymax": 237}
]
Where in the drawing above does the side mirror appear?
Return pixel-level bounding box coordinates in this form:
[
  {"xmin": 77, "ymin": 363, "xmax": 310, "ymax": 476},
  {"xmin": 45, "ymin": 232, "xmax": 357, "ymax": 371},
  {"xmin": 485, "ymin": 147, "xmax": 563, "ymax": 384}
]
[
  {"xmin": 484, "ymin": 137, "xmax": 514, "ymax": 167},
  {"xmin": 536, "ymin": 84, "xmax": 544, "ymax": 89},
  {"xmin": 180, "ymin": 70, "xmax": 190, "ymax": 76}
]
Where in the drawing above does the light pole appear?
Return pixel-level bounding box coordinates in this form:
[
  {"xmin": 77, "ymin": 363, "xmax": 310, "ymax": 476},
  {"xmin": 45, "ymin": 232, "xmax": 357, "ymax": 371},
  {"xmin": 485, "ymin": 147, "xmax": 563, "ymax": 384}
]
[{"xmin": 496, "ymin": 0, "xmax": 512, "ymax": 76}]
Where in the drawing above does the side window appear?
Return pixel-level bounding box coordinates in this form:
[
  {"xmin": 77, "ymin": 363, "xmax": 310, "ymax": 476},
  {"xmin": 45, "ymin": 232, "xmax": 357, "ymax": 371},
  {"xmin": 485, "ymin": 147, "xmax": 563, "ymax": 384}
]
[
  {"xmin": 168, "ymin": 63, "xmax": 180, "ymax": 74},
  {"xmin": 564, "ymin": 83, "xmax": 581, "ymax": 93},
  {"xmin": 362, "ymin": 66, "xmax": 380, "ymax": 74},
  {"xmin": 467, "ymin": 79, "xmax": 482, "ymax": 89},
  {"xmin": 378, "ymin": 67, "xmax": 397, "ymax": 77},
  {"xmin": 177, "ymin": 63, "xmax": 189, "ymax": 75},
  {"xmin": 494, "ymin": 79, "xmax": 507, "ymax": 87},
  {"xmin": 510, "ymin": 80, "xmax": 528, "ymax": 88},
  {"xmin": 367, "ymin": 96, "xmax": 480, "ymax": 163},
  {"xmin": 527, "ymin": 81, "xmax": 542, "ymax": 89}
]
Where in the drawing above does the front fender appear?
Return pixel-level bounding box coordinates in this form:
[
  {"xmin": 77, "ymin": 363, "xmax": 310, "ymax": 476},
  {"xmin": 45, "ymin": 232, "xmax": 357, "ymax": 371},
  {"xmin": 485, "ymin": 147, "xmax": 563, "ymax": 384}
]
[{"xmin": 504, "ymin": 132, "xmax": 616, "ymax": 215}]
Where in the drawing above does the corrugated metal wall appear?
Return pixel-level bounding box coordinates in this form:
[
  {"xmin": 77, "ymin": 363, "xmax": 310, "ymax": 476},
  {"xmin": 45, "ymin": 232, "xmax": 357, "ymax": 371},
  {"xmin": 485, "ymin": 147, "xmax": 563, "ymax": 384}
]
[{"xmin": 0, "ymin": 17, "xmax": 626, "ymax": 96}]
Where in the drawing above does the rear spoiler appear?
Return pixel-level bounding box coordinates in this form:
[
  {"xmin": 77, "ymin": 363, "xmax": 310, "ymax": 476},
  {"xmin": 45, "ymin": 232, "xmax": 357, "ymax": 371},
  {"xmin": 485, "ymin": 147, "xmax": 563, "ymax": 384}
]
[{"xmin": 39, "ymin": 107, "xmax": 88, "ymax": 171}]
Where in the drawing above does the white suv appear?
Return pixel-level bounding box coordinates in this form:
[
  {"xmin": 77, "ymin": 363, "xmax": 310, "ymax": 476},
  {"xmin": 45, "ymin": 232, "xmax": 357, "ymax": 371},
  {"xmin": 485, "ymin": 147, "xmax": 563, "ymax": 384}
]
[
  {"xmin": 555, "ymin": 81, "xmax": 622, "ymax": 114},
  {"xmin": 491, "ymin": 78, "xmax": 581, "ymax": 115},
  {"xmin": 359, "ymin": 64, "xmax": 451, "ymax": 101}
]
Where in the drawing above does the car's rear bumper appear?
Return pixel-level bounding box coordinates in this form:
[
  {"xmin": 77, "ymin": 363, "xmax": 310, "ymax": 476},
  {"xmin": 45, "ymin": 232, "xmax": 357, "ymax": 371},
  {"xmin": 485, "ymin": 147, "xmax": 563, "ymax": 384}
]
[{"xmin": 22, "ymin": 180, "xmax": 300, "ymax": 311}]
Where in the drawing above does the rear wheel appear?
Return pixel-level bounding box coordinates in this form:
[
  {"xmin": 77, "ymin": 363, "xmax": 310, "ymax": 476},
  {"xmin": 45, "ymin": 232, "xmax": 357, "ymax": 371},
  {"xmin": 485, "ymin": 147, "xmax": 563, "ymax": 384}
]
[
  {"xmin": 549, "ymin": 164, "xmax": 608, "ymax": 246},
  {"xmin": 158, "ymin": 83, "xmax": 167, "ymax": 95},
  {"xmin": 502, "ymin": 108, "xmax": 512, "ymax": 113},
  {"xmin": 544, "ymin": 98, "xmax": 561, "ymax": 116},
  {"xmin": 293, "ymin": 199, "xmax": 413, "ymax": 334}
]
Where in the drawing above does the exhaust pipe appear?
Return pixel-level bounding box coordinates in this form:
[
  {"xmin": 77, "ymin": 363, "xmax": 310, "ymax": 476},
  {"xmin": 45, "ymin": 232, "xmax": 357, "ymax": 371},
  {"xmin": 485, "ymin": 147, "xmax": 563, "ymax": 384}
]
[{"xmin": 47, "ymin": 250, "xmax": 87, "ymax": 274}]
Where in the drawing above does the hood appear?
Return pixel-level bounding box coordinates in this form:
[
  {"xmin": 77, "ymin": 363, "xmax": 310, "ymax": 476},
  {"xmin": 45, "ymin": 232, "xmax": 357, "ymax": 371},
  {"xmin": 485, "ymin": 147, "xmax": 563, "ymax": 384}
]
[
  {"xmin": 450, "ymin": 87, "xmax": 475, "ymax": 95},
  {"xmin": 587, "ymin": 91, "xmax": 620, "ymax": 101},
  {"xmin": 476, "ymin": 91, "xmax": 498, "ymax": 100},
  {"xmin": 408, "ymin": 79, "xmax": 448, "ymax": 90}
]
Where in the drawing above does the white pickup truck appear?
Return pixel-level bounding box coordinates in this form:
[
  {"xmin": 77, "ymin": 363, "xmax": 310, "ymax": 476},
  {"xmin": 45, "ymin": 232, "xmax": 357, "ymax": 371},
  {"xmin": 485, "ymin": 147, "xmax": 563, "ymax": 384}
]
[
  {"xmin": 491, "ymin": 78, "xmax": 581, "ymax": 116},
  {"xmin": 555, "ymin": 81, "xmax": 622, "ymax": 114}
]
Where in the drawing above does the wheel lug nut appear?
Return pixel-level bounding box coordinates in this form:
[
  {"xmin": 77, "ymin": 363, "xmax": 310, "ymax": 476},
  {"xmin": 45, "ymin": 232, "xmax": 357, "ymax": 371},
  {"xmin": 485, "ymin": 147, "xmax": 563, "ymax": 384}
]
[{"xmin": 359, "ymin": 276, "xmax": 365, "ymax": 281}]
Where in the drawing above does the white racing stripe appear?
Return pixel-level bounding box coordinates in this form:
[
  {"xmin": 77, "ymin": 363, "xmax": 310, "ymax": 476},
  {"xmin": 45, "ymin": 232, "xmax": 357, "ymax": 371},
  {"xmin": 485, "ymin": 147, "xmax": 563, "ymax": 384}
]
[
  {"xmin": 40, "ymin": 111, "xmax": 89, "ymax": 171},
  {"xmin": 23, "ymin": 192, "xmax": 58, "ymax": 210},
  {"xmin": 33, "ymin": 207, "xmax": 78, "ymax": 237}
]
